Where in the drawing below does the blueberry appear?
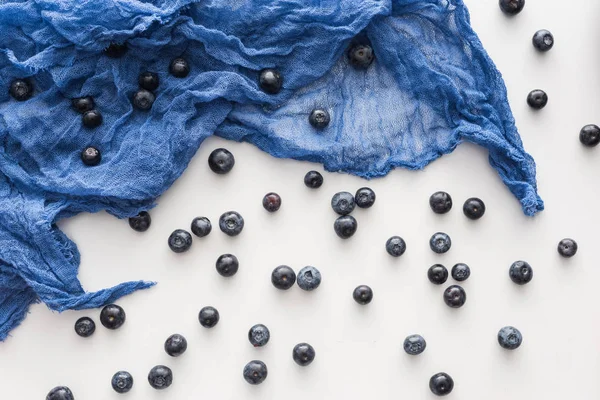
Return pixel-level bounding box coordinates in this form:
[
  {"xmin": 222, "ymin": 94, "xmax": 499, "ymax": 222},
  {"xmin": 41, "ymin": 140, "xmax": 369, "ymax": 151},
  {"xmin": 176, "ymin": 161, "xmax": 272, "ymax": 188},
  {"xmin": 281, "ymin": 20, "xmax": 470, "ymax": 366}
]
[
  {"xmin": 533, "ymin": 29, "xmax": 554, "ymax": 52},
  {"xmin": 71, "ymin": 96, "xmax": 95, "ymax": 113},
  {"xmin": 348, "ymin": 44, "xmax": 374, "ymax": 69},
  {"xmin": 164, "ymin": 333, "xmax": 188, "ymax": 357},
  {"xmin": 334, "ymin": 215, "xmax": 358, "ymax": 239},
  {"xmin": 386, "ymin": 236, "xmax": 406, "ymax": 257},
  {"xmin": 208, "ymin": 148, "xmax": 235, "ymax": 174},
  {"xmin": 579, "ymin": 124, "xmax": 600, "ymax": 147},
  {"xmin": 191, "ymin": 217, "xmax": 212, "ymax": 237},
  {"xmin": 499, "ymin": 0, "xmax": 525, "ymax": 15},
  {"xmin": 429, "ymin": 232, "xmax": 451, "ymax": 254},
  {"xmin": 132, "ymin": 89, "xmax": 155, "ymax": 111},
  {"xmin": 271, "ymin": 265, "xmax": 296, "ymax": 290},
  {"xmin": 463, "ymin": 197, "xmax": 485, "ymax": 220},
  {"xmin": 259, "ymin": 69, "xmax": 282, "ymax": 94},
  {"xmin": 81, "ymin": 146, "xmax": 102, "ymax": 166},
  {"xmin": 403, "ymin": 334, "xmax": 426, "ymax": 355},
  {"xmin": 128, "ymin": 211, "xmax": 151, "ymax": 232},
  {"xmin": 429, "ymin": 191, "xmax": 452, "ymax": 214},
  {"xmin": 82, "ymin": 109, "xmax": 103, "ymax": 128},
  {"xmin": 198, "ymin": 306, "xmax": 220, "ymax": 328},
  {"xmin": 219, "ymin": 211, "xmax": 244, "ymax": 236},
  {"xmin": 527, "ymin": 89, "xmax": 548, "ymax": 110},
  {"xmin": 74, "ymin": 316, "xmax": 96, "ymax": 338},
  {"xmin": 509, "ymin": 261, "xmax": 533, "ymax": 285},
  {"xmin": 304, "ymin": 170, "xmax": 324, "ymax": 188},
  {"xmin": 46, "ymin": 386, "xmax": 74, "ymax": 400},
  {"xmin": 355, "ymin": 187, "xmax": 376, "ymax": 208},
  {"xmin": 331, "ymin": 191, "xmax": 355, "ymax": 215},
  {"xmin": 104, "ymin": 43, "xmax": 127, "ymax": 58},
  {"xmin": 111, "ymin": 371, "xmax": 134, "ymax": 394},
  {"xmin": 497, "ymin": 326, "xmax": 523, "ymax": 350},
  {"xmin": 309, "ymin": 109, "xmax": 330, "ymax": 129},
  {"xmin": 248, "ymin": 324, "xmax": 270, "ymax": 347},
  {"xmin": 429, "ymin": 372, "xmax": 454, "ymax": 396},
  {"xmin": 443, "ymin": 285, "xmax": 467, "ymax": 308},
  {"xmin": 139, "ymin": 71, "xmax": 159, "ymax": 91},
  {"xmin": 292, "ymin": 343, "xmax": 316, "ymax": 366},
  {"xmin": 428, "ymin": 264, "xmax": 449, "ymax": 285},
  {"xmin": 9, "ymin": 79, "xmax": 33, "ymax": 101},
  {"xmin": 297, "ymin": 266, "xmax": 321, "ymax": 291},
  {"xmin": 100, "ymin": 304, "xmax": 126, "ymax": 329},
  {"xmin": 558, "ymin": 238, "xmax": 578, "ymax": 258},
  {"xmin": 353, "ymin": 285, "xmax": 373, "ymax": 305},
  {"xmin": 451, "ymin": 263, "xmax": 470, "ymax": 282},
  {"xmin": 216, "ymin": 253, "xmax": 239, "ymax": 277},
  {"xmin": 148, "ymin": 365, "xmax": 173, "ymax": 390},
  {"xmin": 243, "ymin": 360, "xmax": 268, "ymax": 385},
  {"xmin": 169, "ymin": 58, "xmax": 190, "ymax": 78},
  {"xmin": 168, "ymin": 229, "xmax": 193, "ymax": 253},
  {"xmin": 263, "ymin": 192, "xmax": 282, "ymax": 212}
]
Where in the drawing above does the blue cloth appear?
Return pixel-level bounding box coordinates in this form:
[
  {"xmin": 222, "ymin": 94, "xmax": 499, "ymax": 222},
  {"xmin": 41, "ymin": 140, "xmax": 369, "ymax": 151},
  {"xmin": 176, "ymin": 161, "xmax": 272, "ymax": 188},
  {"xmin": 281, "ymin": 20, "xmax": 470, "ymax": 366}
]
[{"xmin": 0, "ymin": 0, "xmax": 543, "ymax": 340}]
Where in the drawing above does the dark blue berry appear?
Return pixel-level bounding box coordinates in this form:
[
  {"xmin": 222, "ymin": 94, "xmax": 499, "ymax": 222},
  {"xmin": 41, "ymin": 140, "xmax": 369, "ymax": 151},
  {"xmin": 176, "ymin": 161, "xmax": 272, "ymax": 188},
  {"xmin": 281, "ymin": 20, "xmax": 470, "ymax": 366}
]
[
  {"xmin": 558, "ymin": 238, "xmax": 577, "ymax": 258},
  {"xmin": 128, "ymin": 211, "xmax": 151, "ymax": 232},
  {"xmin": 132, "ymin": 89, "xmax": 155, "ymax": 111},
  {"xmin": 304, "ymin": 170, "xmax": 323, "ymax": 188},
  {"xmin": 429, "ymin": 232, "xmax": 451, "ymax": 254},
  {"xmin": 309, "ymin": 109, "xmax": 330, "ymax": 129},
  {"xmin": 332, "ymin": 192, "xmax": 355, "ymax": 215},
  {"xmin": 386, "ymin": 236, "xmax": 406, "ymax": 257},
  {"xmin": 147, "ymin": 365, "xmax": 173, "ymax": 390},
  {"xmin": 74, "ymin": 316, "xmax": 95, "ymax": 338},
  {"xmin": 259, "ymin": 69, "xmax": 282, "ymax": 94},
  {"xmin": 355, "ymin": 187, "xmax": 376, "ymax": 208},
  {"xmin": 243, "ymin": 360, "xmax": 268, "ymax": 385},
  {"xmin": 82, "ymin": 109, "xmax": 103, "ymax": 128},
  {"xmin": 72, "ymin": 96, "xmax": 94, "ymax": 113},
  {"xmin": 219, "ymin": 211, "xmax": 244, "ymax": 236},
  {"xmin": 297, "ymin": 266, "xmax": 321, "ymax": 291},
  {"xmin": 334, "ymin": 215, "xmax": 358, "ymax": 239},
  {"xmin": 111, "ymin": 371, "xmax": 134, "ymax": 393},
  {"xmin": 208, "ymin": 148, "xmax": 235, "ymax": 174},
  {"xmin": 46, "ymin": 386, "xmax": 74, "ymax": 400},
  {"xmin": 9, "ymin": 79, "xmax": 33, "ymax": 101},
  {"xmin": 533, "ymin": 29, "xmax": 554, "ymax": 52},
  {"xmin": 139, "ymin": 71, "xmax": 159, "ymax": 91},
  {"xmin": 443, "ymin": 285, "xmax": 466, "ymax": 308},
  {"xmin": 198, "ymin": 306, "xmax": 219, "ymax": 328},
  {"xmin": 429, "ymin": 372, "xmax": 454, "ymax": 396},
  {"xmin": 498, "ymin": 326, "xmax": 523, "ymax": 350},
  {"xmin": 168, "ymin": 229, "xmax": 193, "ymax": 253},
  {"xmin": 348, "ymin": 44, "xmax": 374, "ymax": 69},
  {"xmin": 353, "ymin": 285, "xmax": 373, "ymax": 305},
  {"xmin": 169, "ymin": 58, "xmax": 190, "ymax": 78},
  {"xmin": 81, "ymin": 146, "xmax": 101, "ymax": 166},
  {"xmin": 527, "ymin": 89, "xmax": 548, "ymax": 110},
  {"xmin": 403, "ymin": 334, "xmax": 426, "ymax": 355},
  {"xmin": 263, "ymin": 192, "xmax": 281, "ymax": 212},
  {"xmin": 191, "ymin": 217, "xmax": 212, "ymax": 237},
  {"xmin": 100, "ymin": 304, "xmax": 126, "ymax": 330},
  {"xmin": 580, "ymin": 124, "xmax": 600, "ymax": 147},
  {"xmin": 104, "ymin": 43, "xmax": 127, "ymax": 58},
  {"xmin": 499, "ymin": 0, "xmax": 525, "ymax": 15},
  {"xmin": 429, "ymin": 191, "xmax": 452, "ymax": 214},
  {"xmin": 451, "ymin": 263, "xmax": 470, "ymax": 282},
  {"xmin": 293, "ymin": 343, "xmax": 316, "ymax": 366},
  {"xmin": 509, "ymin": 261, "xmax": 533, "ymax": 285},
  {"xmin": 271, "ymin": 265, "xmax": 296, "ymax": 290},
  {"xmin": 463, "ymin": 197, "xmax": 485, "ymax": 220},
  {"xmin": 216, "ymin": 254, "xmax": 239, "ymax": 277},
  {"xmin": 248, "ymin": 324, "xmax": 270, "ymax": 347},
  {"xmin": 164, "ymin": 333, "xmax": 188, "ymax": 357},
  {"xmin": 428, "ymin": 264, "xmax": 448, "ymax": 285}
]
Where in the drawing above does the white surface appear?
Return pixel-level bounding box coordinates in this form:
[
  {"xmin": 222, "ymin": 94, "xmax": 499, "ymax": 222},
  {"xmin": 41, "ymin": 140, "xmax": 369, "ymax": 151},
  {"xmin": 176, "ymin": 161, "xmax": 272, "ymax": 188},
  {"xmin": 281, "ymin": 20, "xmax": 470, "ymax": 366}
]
[{"xmin": 1, "ymin": 1, "xmax": 600, "ymax": 398}]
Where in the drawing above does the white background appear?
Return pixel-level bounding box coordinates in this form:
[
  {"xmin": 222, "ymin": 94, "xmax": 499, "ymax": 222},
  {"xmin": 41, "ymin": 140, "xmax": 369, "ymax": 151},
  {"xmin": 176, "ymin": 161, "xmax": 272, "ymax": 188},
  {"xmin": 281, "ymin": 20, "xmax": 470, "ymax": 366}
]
[{"xmin": 1, "ymin": 1, "xmax": 600, "ymax": 399}]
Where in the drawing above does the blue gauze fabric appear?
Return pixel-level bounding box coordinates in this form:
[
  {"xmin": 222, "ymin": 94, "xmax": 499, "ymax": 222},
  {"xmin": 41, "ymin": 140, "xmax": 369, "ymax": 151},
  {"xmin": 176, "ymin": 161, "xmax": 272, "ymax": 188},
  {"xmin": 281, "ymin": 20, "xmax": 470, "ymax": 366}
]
[{"xmin": 0, "ymin": 0, "xmax": 544, "ymax": 340}]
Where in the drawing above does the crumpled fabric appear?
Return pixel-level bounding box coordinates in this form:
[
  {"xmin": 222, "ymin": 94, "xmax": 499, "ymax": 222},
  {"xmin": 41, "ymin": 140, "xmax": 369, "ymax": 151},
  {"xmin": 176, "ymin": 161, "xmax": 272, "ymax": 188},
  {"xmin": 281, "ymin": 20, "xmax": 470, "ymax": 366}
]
[{"xmin": 0, "ymin": 0, "xmax": 544, "ymax": 340}]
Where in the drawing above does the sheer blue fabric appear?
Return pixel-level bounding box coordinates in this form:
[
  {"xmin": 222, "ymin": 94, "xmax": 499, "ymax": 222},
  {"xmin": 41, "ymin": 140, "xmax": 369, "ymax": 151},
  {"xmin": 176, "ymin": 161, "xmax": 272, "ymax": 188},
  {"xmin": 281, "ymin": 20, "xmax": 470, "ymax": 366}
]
[{"xmin": 0, "ymin": 0, "xmax": 543, "ymax": 339}]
